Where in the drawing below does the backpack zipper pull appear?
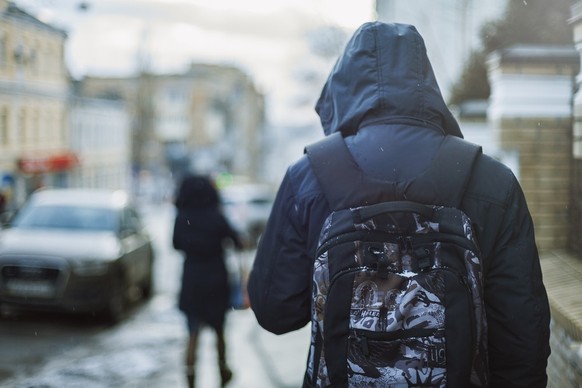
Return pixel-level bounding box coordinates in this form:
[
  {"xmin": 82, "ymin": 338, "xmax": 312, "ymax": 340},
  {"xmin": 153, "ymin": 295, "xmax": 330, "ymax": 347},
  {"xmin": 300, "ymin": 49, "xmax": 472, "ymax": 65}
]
[
  {"xmin": 369, "ymin": 245, "xmax": 390, "ymax": 279},
  {"xmin": 415, "ymin": 247, "xmax": 432, "ymax": 271},
  {"xmin": 399, "ymin": 236, "xmax": 416, "ymax": 273},
  {"xmin": 397, "ymin": 236, "xmax": 413, "ymax": 253},
  {"xmin": 354, "ymin": 333, "xmax": 370, "ymax": 357}
]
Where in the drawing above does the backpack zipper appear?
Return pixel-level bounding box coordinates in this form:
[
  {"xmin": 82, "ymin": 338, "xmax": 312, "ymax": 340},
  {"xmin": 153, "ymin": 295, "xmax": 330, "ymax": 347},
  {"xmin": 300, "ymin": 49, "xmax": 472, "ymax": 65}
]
[
  {"xmin": 349, "ymin": 328, "xmax": 444, "ymax": 357},
  {"xmin": 316, "ymin": 230, "xmax": 478, "ymax": 258}
]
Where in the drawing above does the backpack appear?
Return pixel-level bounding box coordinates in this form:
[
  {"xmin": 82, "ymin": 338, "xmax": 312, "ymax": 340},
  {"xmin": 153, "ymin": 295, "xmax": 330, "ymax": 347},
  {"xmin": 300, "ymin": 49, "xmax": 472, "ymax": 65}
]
[{"xmin": 304, "ymin": 132, "xmax": 488, "ymax": 387}]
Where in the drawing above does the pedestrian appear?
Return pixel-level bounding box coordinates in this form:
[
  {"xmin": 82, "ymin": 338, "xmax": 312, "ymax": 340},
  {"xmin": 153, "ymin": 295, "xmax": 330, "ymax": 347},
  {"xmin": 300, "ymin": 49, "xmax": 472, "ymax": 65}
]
[
  {"xmin": 247, "ymin": 22, "xmax": 550, "ymax": 387},
  {"xmin": 0, "ymin": 191, "xmax": 6, "ymax": 214},
  {"xmin": 172, "ymin": 174, "xmax": 243, "ymax": 388}
]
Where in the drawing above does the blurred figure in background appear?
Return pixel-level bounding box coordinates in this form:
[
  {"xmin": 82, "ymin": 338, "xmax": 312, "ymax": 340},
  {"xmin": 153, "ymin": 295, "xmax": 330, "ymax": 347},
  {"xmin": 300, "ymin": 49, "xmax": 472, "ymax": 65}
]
[
  {"xmin": 172, "ymin": 175, "xmax": 243, "ymax": 388},
  {"xmin": 0, "ymin": 191, "xmax": 6, "ymax": 215}
]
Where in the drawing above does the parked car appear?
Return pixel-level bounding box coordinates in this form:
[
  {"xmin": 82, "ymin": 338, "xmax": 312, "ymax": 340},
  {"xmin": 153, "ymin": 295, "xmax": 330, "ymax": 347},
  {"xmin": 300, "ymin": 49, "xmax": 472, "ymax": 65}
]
[
  {"xmin": 0, "ymin": 188, "xmax": 154, "ymax": 322},
  {"xmin": 220, "ymin": 184, "xmax": 274, "ymax": 248}
]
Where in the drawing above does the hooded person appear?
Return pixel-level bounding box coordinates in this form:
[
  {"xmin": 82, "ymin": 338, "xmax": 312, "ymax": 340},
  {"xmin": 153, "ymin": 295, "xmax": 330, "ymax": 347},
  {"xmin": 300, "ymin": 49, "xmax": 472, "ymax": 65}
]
[
  {"xmin": 172, "ymin": 174, "xmax": 243, "ymax": 388},
  {"xmin": 247, "ymin": 22, "xmax": 550, "ymax": 387}
]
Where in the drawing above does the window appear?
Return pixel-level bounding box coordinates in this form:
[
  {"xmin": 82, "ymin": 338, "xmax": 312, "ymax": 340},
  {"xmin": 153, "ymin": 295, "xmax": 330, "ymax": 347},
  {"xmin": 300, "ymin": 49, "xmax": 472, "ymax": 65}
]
[
  {"xmin": 18, "ymin": 108, "xmax": 26, "ymax": 146},
  {"xmin": 0, "ymin": 32, "xmax": 7, "ymax": 67},
  {"xmin": 32, "ymin": 109, "xmax": 40, "ymax": 144},
  {"xmin": 121, "ymin": 207, "xmax": 142, "ymax": 234},
  {"xmin": 0, "ymin": 107, "xmax": 8, "ymax": 146},
  {"xmin": 13, "ymin": 205, "xmax": 117, "ymax": 232}
]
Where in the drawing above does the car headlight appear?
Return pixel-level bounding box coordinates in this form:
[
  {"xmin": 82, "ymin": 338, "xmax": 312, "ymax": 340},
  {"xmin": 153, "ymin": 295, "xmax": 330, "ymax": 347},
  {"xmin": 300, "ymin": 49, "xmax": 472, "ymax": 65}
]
[{"xmin": 72, "ymin": 260, "xmax": 111, "ymax": 276}]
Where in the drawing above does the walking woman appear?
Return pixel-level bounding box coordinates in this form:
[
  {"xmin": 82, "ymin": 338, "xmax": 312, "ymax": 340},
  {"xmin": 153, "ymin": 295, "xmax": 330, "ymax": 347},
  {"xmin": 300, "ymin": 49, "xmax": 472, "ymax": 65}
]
[{"xmin": 172, "ymin": 175, "xmax": 243, "ymax": 388}]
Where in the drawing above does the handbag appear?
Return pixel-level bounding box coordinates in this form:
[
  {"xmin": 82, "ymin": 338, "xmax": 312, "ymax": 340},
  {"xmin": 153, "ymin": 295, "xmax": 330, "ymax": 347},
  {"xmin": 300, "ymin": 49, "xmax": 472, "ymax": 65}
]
[{"xmin": 227, "ymin": 249, "xmax": 250, "ymax": 310}]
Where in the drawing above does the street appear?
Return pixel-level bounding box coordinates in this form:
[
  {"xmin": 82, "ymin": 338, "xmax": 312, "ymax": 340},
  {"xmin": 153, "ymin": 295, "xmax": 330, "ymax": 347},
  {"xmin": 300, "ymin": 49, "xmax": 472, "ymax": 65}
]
[{"xmin": 0, "ymin": 202, "xmax": 310, "ymax": 388}]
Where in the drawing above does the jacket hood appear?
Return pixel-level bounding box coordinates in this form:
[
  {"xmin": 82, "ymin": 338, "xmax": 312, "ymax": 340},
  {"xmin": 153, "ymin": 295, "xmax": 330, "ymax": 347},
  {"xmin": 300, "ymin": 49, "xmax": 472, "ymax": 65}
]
[
  {"xmin": 174, "ymin": 175, "xmax": 219, "ymax": 210},
  {"xmin": 315, "ymin": 22, "xmax": 462, "ymax": 138}
]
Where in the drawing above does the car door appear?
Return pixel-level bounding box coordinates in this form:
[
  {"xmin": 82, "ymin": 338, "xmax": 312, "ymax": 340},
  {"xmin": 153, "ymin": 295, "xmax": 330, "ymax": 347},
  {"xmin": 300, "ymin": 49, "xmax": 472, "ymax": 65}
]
[{"xmin": 119, "ymin": 207, "xmax": 151, "ymax": 286}]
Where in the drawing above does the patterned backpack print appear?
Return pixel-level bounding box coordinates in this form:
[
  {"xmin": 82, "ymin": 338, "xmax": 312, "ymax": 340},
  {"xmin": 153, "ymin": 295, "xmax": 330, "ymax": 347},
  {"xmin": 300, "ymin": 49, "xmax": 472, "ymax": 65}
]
[{"xmin": 305, "ymin": 133, "xmax": 488, "ymax": 387}]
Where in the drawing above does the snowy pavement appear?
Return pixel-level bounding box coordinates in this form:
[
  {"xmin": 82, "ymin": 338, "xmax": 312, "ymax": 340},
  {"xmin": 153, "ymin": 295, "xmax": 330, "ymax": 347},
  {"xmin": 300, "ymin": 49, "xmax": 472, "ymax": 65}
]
[{"xmin": 1, "ymin": 290, "xmax": 310, "ymax": 388}]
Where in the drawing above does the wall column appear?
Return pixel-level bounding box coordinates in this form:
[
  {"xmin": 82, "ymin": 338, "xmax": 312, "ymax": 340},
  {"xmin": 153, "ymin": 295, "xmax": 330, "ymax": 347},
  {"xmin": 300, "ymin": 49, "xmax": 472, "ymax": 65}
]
[{"xmin": 487, "ymin": 45, "xmax": 579, "ymax": 252}]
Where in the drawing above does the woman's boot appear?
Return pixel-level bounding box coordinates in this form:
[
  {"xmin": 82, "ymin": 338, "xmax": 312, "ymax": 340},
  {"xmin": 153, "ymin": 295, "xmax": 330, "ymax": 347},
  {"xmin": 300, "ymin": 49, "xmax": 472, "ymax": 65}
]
[
  {"xmin": 216, "ymin": 328, "xmax": 233, "ymax": 386},
  {"xmin": 219, "ymin": 361, "xmax": 233, "ymax": 387},
  {"xmin": 185, "ymin": 365, "xmax": 196, "ymax": 388},
  {"xmin": 185, "ymin": 333, "xmax": 198, "ymax": 388}
]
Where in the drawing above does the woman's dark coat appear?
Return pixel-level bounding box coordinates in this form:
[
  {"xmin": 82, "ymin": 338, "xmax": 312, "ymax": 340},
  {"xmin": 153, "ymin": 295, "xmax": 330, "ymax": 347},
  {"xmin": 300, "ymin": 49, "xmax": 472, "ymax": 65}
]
[
  {"xmin": 248, "ymin": 22, "xmax": 550, "ymax": 387},
  {"xmin": 173, "ymin": 175, "xmax": 241, "ymax": 330}
]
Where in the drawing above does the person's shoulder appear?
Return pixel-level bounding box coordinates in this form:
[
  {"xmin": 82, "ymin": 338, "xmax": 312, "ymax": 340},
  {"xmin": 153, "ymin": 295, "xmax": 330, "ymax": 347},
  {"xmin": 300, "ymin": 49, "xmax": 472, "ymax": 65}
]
[
  {"xmin": 287, "ymin": 153, "xmax": 310, "ymax": 179},
  {"xmin": 465, "ymin": 151, "xmax": 519, "ymax": 205},
  {"xmin": 283, "ymin": 153, "xmax": 324, "ymax": 203}
]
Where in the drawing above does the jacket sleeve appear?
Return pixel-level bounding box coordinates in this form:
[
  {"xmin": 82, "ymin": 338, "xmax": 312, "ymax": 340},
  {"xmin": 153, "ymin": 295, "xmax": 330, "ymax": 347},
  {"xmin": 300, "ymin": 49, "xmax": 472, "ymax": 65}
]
[
  {"xmin": 484, "ymin": 177, "xmax": 551, "ymax": 387},
  {"xmin": 172, "ymin": 215, "xmax": 183, "ymax": 251},
  {"xmin": 221, "ymin": 214, "xmax": 244, "ymax": 250},
  {"xmin": 247, "ymin": 170, "xmax": 312, "ymax": 334}
]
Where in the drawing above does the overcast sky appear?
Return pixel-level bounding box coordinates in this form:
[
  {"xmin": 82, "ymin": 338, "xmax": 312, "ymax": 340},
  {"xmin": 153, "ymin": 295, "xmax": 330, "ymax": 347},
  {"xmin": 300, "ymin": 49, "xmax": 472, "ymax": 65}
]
[
  {"xmin": 18, "ymin": 1, "xmax": 373, "ymax": 80},
  {"xmin": 17, "ymin": 0, "xmax": 375, "ymax": 128}
]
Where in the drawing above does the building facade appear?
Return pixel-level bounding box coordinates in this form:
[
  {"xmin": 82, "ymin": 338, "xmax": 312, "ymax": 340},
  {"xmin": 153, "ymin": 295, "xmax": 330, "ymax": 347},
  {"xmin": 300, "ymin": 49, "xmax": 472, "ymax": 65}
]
[
  {"xmin": 79, "ymin": 63, "xmax": 266, "ymax": 192},
  {"xmin": 68, "ymin": 93, "xmax": 131, "ymax": 192},
  {"xmin": 0, "ymin": 0, "xmax": 73, "ymax": 210}
]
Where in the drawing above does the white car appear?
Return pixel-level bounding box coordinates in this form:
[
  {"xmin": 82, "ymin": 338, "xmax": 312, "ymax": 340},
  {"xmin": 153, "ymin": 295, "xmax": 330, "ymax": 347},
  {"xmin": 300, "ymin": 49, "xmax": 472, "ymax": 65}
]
[{"xmin": 220, "ymin": 184, "xmax": 274, "ymax": 248}]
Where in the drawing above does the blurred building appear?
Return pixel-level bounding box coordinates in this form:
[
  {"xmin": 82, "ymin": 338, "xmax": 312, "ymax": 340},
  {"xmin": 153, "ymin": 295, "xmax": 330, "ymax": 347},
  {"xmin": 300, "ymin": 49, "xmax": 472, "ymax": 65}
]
[
  {"xmin": 78, "ymin": 63, "xmax": 266, "ymax": 192},
  {"xmin": 375, "ymin": 0, "xmax": 507, "ymax": 101},
  {"xmin": 68, "ymin": 87, "xmax": 131, "ymax": 192},
  {"xmin": 0, "ymin": 0, "xmax": 73, "ymax": 209}
]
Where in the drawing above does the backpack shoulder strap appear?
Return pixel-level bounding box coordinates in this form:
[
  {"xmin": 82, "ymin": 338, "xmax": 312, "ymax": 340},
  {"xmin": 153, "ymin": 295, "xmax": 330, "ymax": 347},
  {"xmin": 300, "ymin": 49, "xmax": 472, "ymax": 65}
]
[
  {"xmin": 305, "ymin": 132, "xmax": 360, "ymax": 210},
  {"xmin": 412, "ymin": 135, "xmax": 482, "ymax": 207}
]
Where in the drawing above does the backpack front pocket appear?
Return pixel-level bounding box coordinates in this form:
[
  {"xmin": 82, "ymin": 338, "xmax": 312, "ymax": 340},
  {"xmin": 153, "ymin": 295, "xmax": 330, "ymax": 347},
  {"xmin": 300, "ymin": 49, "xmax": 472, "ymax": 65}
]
[{"xmin": 347, "ymin": 328, "xmax": 446, "ymax": 386}]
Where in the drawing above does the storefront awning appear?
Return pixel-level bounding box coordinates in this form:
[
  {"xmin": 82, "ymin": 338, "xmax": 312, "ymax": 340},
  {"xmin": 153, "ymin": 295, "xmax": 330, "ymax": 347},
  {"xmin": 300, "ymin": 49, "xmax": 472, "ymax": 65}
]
[{"xmin": 17, "ymin": 152, "xmax": 79, "ymax": 174}]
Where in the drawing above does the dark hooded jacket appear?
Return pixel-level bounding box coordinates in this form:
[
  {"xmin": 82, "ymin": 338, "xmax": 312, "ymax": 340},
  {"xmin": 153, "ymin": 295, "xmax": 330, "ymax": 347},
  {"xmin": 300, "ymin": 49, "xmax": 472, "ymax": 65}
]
[
  {"xmin": 248, "ymin": 22, "xmax": 550, "ymax": 387},
  {"xmin": 173, "ymin": 175, "xmax": 241, "ymax": 329}
]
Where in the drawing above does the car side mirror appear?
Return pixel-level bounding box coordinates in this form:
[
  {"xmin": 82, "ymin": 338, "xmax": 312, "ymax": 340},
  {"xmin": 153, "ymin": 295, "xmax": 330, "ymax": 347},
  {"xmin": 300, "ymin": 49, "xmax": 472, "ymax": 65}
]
[{"xmin": 120, "ymin": 225, "xmax": 137, "ymax": 238}]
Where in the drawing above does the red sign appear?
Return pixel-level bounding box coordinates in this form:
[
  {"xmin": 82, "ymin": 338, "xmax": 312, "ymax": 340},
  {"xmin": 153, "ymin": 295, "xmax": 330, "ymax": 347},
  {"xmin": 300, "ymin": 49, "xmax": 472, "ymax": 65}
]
[{"xmin": 17, "ymin": 152, "xmax": 79, "ymax": 174}]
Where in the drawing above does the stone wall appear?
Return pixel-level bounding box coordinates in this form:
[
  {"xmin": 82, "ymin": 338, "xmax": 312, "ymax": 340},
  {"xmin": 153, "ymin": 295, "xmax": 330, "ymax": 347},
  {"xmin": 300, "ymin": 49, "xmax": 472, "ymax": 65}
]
[
  {"xmin": 570, "ymin": 1, "xmax": 582, "ymax": 255},
  {"xmin": 497, "ymin": 117, "xmax": 572, "ymax": 250},
  {"xmin": 548, "ymin": 321, "xmax": 582, "ymax": 388},
  {"xmin": 541, "ymin": 251, "xmax": 582, "ymax": 388}
]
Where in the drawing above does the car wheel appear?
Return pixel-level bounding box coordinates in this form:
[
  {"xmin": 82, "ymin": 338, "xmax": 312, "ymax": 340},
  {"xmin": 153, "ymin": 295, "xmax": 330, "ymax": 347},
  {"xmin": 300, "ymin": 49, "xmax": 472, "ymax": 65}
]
[
  {"xmin": 103, "ymin": 274, "xmax": 126, "ymax": 323},
  {"xmin": 141, "ymin": 264, "xmax": 154, "ymax": 300}
]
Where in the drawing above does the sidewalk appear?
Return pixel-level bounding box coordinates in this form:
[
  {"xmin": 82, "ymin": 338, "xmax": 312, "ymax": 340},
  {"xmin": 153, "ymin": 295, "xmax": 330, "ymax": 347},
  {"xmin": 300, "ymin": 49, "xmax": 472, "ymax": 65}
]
[
  {"xmin": 135, "ymin": 283, "xmax": 309, "ymax": 388},
  {"xmin": 195, "ymin": 308, "xmax": 310, "ymax": 388},
  {"xmin": 143, "ymin": 203, "xmax": 310, "ymax": 388},
  {"xmin": 0, "ymin": 290, "xmax": 309, "ymax": 388}
]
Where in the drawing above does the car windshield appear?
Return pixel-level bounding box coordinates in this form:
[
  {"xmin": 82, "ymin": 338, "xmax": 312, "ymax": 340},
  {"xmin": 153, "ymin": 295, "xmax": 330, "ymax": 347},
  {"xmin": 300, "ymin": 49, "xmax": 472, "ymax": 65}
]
[{"xmin": 12, "ymin": 205, "xmax": 118, "ymax": 232}]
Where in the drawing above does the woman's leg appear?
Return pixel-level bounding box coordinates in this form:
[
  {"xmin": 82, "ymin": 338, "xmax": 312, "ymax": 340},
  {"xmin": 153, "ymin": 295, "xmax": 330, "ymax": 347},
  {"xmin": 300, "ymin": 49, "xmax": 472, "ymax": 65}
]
[
  {"xmin": 215, "ymin": 326, "xmax": 233, "ymax": 387},
  {"xmin": 185, "ymin": 317, "xmax": 199, "ymax": 388},
  {"xmin": 185, "ymin": 332, "xmax": 197, "ymax": 388}
]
